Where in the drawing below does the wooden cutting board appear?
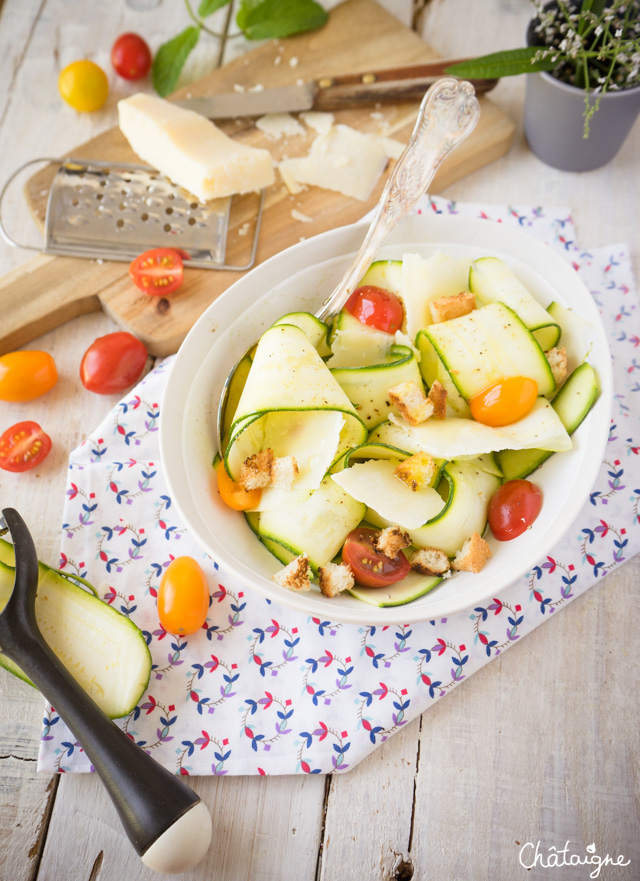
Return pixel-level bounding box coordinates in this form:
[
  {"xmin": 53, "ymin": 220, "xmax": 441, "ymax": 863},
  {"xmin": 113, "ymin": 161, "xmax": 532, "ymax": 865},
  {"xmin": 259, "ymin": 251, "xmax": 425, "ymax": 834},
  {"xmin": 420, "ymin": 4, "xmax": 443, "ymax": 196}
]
[{"xmin": 0, "ymin": 0, "xmax": 514, "ymax": 357}]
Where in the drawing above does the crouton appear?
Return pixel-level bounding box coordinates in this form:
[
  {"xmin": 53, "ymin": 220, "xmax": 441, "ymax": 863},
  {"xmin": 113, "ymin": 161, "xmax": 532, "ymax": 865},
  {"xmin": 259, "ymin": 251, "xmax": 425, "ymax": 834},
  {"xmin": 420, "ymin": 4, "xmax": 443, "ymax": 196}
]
[
  {"xmin": 240, "ymin": 449, "xmax": 275, "ymax": 490},
  {"xmin": 451, "ymin": 532, "xmax": 492, "ymax": 574},
  {"xmin": 545, "ymin": 346, "xmax": 568, "ymax": 387},
  {"xmin": 374, "ymin": 526, "xmax": 411, "ymax": 559},
  {"xmin": 388, "ymin": 380, "xmax": 433, "ymax": 426},
  {"xmin": 239, "ymin": 449, "xmax": 299, "ymax": 491},
  {"xmin": 430, "ymin": 291, "xmax": 476, "ymax": 323},
  {"xmin": 410, "ymin": 547, "xmax": 451, "ymax": 576},
  {"xmin": 318, "ymin": 561, "xmax": 354, "ymax": 598},
  {"xmin": 428, "ymin": 379, "xmax": 447, "ymax": 420},
  {"xmin": 272, "ymin": 555, "xmax": 311, "ymax": 592},
  {"xmin": 271, "ymin": 456, "xmax": 299, "ymax": 489},
  {"xmin": 394, "ymin": 452, "xmax": 438, "ymax": 492}
]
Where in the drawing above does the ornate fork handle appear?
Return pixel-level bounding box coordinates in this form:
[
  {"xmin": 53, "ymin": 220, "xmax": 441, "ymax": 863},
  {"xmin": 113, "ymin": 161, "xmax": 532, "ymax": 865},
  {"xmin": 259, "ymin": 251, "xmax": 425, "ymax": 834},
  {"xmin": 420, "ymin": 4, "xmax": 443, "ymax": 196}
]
[{"xmin": 315, "ymin": 78, "xmax": 480, "ymax": 324}]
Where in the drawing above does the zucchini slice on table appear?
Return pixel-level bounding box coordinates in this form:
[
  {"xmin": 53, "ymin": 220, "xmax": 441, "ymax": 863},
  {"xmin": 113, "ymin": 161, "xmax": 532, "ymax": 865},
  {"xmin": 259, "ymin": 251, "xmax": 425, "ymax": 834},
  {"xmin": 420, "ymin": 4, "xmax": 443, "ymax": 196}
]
[
  {"xmin": 469, "ymin": 256, "xmax": 561, "ymax": 351},
  {"xmin": 0, "ymin": 540, "xmax": 151, "ymax": 719}
]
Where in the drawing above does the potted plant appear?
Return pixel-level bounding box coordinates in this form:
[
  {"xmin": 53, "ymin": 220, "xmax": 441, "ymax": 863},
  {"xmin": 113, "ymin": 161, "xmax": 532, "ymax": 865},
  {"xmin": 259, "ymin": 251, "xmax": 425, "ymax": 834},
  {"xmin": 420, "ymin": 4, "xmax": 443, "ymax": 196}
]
[{"xmin": 446, "ymin": 0, "xmax": 640, "ymax": 171}]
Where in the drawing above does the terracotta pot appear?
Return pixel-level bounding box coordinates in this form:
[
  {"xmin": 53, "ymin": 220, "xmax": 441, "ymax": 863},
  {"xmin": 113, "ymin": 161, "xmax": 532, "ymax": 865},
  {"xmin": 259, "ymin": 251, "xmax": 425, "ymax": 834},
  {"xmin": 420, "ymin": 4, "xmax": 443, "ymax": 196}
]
[{"xmin": 524, "ymin": 14, "xmax": 640, "ymax": 171}]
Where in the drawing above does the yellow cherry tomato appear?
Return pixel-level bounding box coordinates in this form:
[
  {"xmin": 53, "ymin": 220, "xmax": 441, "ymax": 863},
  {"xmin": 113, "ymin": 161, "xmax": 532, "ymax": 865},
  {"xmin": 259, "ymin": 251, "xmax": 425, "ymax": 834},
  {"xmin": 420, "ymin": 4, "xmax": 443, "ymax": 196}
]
[
  {"xmin": 0, "ymin": 351, "xmax": 58, "ymax": 402},
  {"xmin": 157, "ymin": 557, "xmax": 210, "ymax": 635},
  {"xmin": 216, "ymin": 460, "xmax": 261, "ymax": 511},
  {"xmin": 470, "ymin": 376, "xmax": 538, "ymax": 427},
  {"xmin": 58, "ymin": 60, "xmax": 109, "ymax": 112}
]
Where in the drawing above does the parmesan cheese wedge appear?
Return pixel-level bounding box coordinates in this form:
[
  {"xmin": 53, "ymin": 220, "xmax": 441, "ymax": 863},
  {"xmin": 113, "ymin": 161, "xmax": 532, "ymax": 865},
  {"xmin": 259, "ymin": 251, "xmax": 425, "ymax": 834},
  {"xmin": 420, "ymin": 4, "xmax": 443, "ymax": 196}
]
[
  {"xmin": 118, "ymin": 93, "xmax": 275, "ymax": 201},
  {"xmin": 331, "ymin": 460, "xmax": 445, "ymax": 530},
  {"xmin": 278, "ymin": 124, "xmax": 389, "ymax": 201},
  {"xmin": 376, "ymin": 398, "xmax": 572, "ymax": 460}
]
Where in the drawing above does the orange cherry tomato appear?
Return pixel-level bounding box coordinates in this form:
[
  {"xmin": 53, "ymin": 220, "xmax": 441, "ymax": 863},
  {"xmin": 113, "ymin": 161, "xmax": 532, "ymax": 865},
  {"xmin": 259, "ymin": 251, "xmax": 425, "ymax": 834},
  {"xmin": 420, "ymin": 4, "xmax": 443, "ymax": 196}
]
[
  {"xmin": 58, "ymin": 60, "xmax": 109, "ymax": 112},
  {"xmin": 469, "ymin": 376, "xmax": 538, "ymax": 427},
  {"xmin": 216, "ymin": 460, "xmax": 261, "ymax": 511},
  {"xmin": 157, "ymin": 556, "xmax": 210, "ymax": 635},
  {"xmin": 0, "ymin": 351, "xmax": 58, "ymax": 402}
]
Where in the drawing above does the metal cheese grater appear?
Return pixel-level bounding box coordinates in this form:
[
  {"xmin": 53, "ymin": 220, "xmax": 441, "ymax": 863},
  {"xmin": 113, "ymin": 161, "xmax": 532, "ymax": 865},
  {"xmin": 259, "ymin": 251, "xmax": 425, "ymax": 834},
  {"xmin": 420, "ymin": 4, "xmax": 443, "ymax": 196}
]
[{"xmin": 0, "ymin": 157, "xmax": 265, "ymax": 270}]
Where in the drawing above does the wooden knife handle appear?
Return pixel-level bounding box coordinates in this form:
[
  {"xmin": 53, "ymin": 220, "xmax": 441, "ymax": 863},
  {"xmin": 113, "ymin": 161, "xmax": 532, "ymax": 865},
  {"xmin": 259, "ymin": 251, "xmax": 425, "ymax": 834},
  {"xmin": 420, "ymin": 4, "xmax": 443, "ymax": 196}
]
[{"xmin": 312, "ymin": 59, "xmax": 498, "ymax": 111}]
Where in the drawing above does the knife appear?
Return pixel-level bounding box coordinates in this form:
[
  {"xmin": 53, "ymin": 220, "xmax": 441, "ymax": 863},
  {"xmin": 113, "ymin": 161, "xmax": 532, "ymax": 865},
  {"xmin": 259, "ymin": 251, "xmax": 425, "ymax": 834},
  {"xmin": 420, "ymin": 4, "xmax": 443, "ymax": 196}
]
[{"xmin": 175, "ymin": 59, "xmax": 498, "ymax": 119}]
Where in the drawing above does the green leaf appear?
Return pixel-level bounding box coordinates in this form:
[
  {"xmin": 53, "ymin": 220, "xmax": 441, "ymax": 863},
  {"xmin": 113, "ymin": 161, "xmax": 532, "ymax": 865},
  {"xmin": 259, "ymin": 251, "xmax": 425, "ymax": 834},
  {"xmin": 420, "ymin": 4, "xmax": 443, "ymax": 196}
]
[
  {"xmin": 236, "ymin": 0, "xmax": 328, "ymax": 41},
  {"xmin": 445, "ymin": 47, "xmax": 557, "ymax": 80},
  {"xmin": 198, "ymin": 0, "xmax": 231, "ymax": 16},
  {"xmin": 152, "ymin": 25, "xmax": 201, "ymax": 97}
]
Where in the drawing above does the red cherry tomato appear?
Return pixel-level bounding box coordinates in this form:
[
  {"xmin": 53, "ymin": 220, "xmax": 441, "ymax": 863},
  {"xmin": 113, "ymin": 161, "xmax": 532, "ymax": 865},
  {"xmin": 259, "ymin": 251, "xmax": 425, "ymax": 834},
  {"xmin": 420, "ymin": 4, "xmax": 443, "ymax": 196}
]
[
  {"xmin": 488, "ymin": 479, "xmax": 543, "ymax": 541},
  {"xmin": 111, "ymin": 33, "xmax": 152, "ymax": 81},
  {"xmin": 0, "ymin": 351, "xmax": 58, "ymax": 402},
  {"xmin": 0, "ymin": 421, "xmax": 52, "ymax": 472},
  {"xmin": 157, "ymin": 557, "xmax": 210, "ymax": 635},
  {"xmin": 342, "ymin": 526, "xmax": 410, "ymax": 587},
  {"xmin": 470, "ymin": 376, "xmax": 538, "ymax": 427},
  {"xmin": 129, "ymin": 248, "xmax": 184, "ymax": 296},
  {"xmin": 345, "ymin": 285, "xmax": 404, "ymax": 334},
  {"xmin": 80, "ymin": 332, "xmax": 147, "ymax": 395}
]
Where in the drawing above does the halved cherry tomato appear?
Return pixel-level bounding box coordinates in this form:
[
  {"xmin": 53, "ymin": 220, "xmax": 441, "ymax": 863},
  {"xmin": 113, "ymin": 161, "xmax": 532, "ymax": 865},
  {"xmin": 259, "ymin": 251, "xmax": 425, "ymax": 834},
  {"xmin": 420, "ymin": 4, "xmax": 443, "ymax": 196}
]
[
  {"xmin": 58, "ymin": 60, "xmax": 109, "ymax": 112},
  {"xmin": 0, "ymin": 421, "xmax": 52, "ymax": 472},
  {"xmin": 345, "ymin": 285, "xmax": 404, "ymax": 334},
  {"xmin": 342, "ymin": 526, "xmax": 410, "ymax": 588},
  {"xmin": 216, "ymin": 461, "xmax": 261, "ymax": 511},
  {"xmin": 157, "ymin": 556, "xmax": 210, "ymax": 635},
  {"xmin": 0, "ymin": 351, "xmax": 58, "ymax": 402},
  {"xmin": 80, "ymin": 332, "xmax": 147, "ymax": 395},
  {"xmin": 488, "ymin": 479, "xmax": 543, "ymax": 541},
  {"xmin": 470, "ymin": 376, "xmax": 538, "ymax": 427},
  {"xmin": 111, "ymin": 33, "xmax": 152, "ymax": 81},
  {"xmin": 130, "ymin": 248, "xmax": 184, "ymax": 296}
]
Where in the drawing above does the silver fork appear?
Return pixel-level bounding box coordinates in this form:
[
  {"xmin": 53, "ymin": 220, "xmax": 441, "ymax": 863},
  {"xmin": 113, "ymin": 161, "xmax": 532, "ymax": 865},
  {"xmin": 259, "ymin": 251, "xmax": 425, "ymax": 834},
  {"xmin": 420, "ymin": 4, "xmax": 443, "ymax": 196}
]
[{"xmin": 217, "ymin": 77, "xmax": 480, "ymax": 453}]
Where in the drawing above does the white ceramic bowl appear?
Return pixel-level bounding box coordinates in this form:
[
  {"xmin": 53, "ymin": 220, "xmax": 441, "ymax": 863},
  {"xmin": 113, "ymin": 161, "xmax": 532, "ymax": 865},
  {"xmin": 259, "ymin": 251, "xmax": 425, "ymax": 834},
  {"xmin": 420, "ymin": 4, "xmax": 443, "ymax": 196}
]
[{"xmin": 160, "ymin": 214, "xmax": 612, "ymax": 624}]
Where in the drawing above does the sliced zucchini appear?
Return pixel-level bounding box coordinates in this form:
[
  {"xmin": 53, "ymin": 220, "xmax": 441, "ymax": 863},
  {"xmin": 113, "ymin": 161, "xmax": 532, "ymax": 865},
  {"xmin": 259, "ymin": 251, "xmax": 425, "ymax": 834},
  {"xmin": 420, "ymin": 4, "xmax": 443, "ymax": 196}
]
[
  {"xmin": 416, "ymin": 330, "xmax": 470, "ymax": 417},
  {"xmin": 327, "ymin": 309, "xmax": 393, "ymax": 368},
  {"xmin": 272, "ymin": 312, "xmax": 331, "ymax": 357},
  {"xmin": 331, "ymin": 343, "xmax": 423, "ymax": 429},
  {"xmin": 225, "ymin": 324, "xmax": 366, "ymax": 483},
  {"xmin": 348, "ymin": 570, "xmax": 442, "ymax": 607},
  {"xmin": 257, "ymin": 476, "xmax": 366, "ymax": 571},
  {"xmin": 410, "ymin": 461, "xmax": 500, "ymax": 557},
  {"xmin": 496, "ymin": 362, "xmax": 599, "ymax": 480},
  {"xmin": 417, "ymin": 302, "xmax": 556, "ymax": 402},
  {"xmin": 365, "ymin": 460, "xmax": 500, "ymax": 557},
  {"xmin": 357, "ymin": 259, "xmax": 403, "ymax": 294},
  {"xmin": 331, "ymin": 441, "xmax": 409, "ymax": 473},
  {"xmin": 547, "ymin": 301, "xmax": 595, "ymax": 373},
  {"xmin": 220, "ymin": 353, "xmax": 253, "ymax": 454},
  {"xmin": 0, "ymin": 543, "xmax": 151, "ymax": 719},
  {"xmin": 469, "ymin": 256, "xmax": 561, "ymax": 350}
]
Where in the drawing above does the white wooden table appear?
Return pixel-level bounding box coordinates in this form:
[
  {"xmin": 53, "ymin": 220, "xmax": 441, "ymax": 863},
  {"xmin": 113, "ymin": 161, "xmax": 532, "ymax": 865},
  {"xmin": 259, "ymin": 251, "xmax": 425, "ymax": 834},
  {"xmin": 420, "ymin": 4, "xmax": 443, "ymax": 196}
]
[{"xmin": 1, "ymin": 1, "xmax": 638, "ymax": 879}]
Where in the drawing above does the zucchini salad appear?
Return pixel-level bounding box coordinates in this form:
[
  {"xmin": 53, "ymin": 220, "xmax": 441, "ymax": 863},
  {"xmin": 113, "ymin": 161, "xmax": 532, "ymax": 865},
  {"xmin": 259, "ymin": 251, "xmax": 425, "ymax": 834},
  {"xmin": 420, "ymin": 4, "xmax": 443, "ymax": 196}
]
[{"xmin": 215, "ymin": 252, "xmax": 598, "ymax": 609}]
